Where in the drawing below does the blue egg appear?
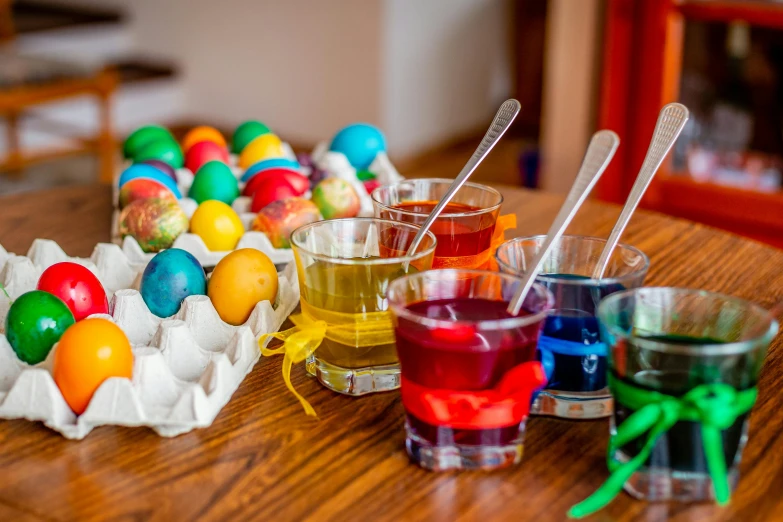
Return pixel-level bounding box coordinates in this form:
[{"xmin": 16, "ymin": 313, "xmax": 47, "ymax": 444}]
[
  {"xmin": 241, "ymin": 158, "xmax": 301, "ymax": 182},
  {"xmin": 140, "ymin": 248, "xmax": 207, "ymax": 318},
  {"xmin": 119, "ymin": 164, "xmax": 182, "ymax": 198},
  {"xmin": 329, "ymin": 123, "xmax": 387, "ymax": 171}
]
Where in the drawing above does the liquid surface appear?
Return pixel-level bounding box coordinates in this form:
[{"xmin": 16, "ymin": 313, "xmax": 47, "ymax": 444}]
[{"xmin": 396, "ymin": 297, "xmax": 541, "ymax": 445}]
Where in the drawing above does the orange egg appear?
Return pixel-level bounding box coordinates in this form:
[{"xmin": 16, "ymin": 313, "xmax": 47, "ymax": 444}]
[
  {"xmin": 53, "ymin": 318, "xmax": 133, "ymax": 415},
  {"xmin": 208, "ymin": 249, "xmax": 278, "ymax": 325},
  {"xmin": 182, "ymin": 126, "xmax": 227, "ymax": 153}
]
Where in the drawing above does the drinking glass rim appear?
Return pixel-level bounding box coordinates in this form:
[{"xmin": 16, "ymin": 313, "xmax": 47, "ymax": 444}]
[
  {"xmin": 290, "ymin": 217, "xmax": 437, "ymax": 266},
  {"xmin": 387, "ymin": 268, "xmax": 554, "ymax": 331},
  {"xmin": 371, "ymin": 178, "xmax": 504, "ymax": 218},
  {"xmin": 495, "ymin": 235, "xmax": 650, "ymax": 287},
  {"xmin": 597, "ymin": 287, "xmax": 779, "ymax": 356}
]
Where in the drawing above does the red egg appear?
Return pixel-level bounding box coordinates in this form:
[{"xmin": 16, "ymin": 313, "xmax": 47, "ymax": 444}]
[
  {"xmin": 242, "ymin": 168, "xmax": 309, "ymax": 197},
  {"xmin": 184, "ymin": 140, "xmax": 230, "ymax": 173},
  {"xmin": 363, "ymin": 179, "xmax": 381, "ymax": 194},
  {"xmin": 37, "ymin": 262, "xmax": 109, "ymax": 321},
  {"xmin": 250, "ymin": 178, "xmax": 300, "ymax": 212}
]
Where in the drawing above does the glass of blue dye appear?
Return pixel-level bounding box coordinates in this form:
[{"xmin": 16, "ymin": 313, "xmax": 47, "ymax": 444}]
[{"xmin": 496, "ymin": 235, "xmax": 649, "ymax": 419}]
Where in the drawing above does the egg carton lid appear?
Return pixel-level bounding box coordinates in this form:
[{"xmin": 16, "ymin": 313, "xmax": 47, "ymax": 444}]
[
  {"xmin": 311, "ymin": 141, "xmax": 403, "ymax": 216},
  {"xmin": 0, "ymin": 238, "xmax": 300, "ymax": 439}
]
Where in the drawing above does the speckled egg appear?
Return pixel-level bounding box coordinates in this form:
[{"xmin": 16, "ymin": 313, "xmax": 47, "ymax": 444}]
[
  {"xmin": 311, "ymin": 178, "xmax": 361, "ymax": 219},
  {"xmin": 123, "ymin": 125, "xmax": 174, "ymax": 160},
  {"xmin": 329, "ymin": 123, "xmax": 386, "ymax": 170},
  {"xmin": 251, "ymin": 198, "xmax": 321, "ymax": 249},
  {"xmin": 134, "ymin": 137, "xmax": 184, "ymax": 169},
  {"xmin": 232, "ymin": 120, "xmax": 271, "ymax": 154},
  {"xmin": 188, "ymin": 161, "xmax": 240, "ymax": 205},
  {"xmin": 239, "ymin": 134, "xmax": 285, "ymax": 169},
  {"xmin": 140, "ymin": 248, "xmax": 207, "ymax": 318},
  {"xmin": 118, "ymin": 177, "xmax": 177, "ymax": 209},
  {"xmin": 208, "ymin": 249, "xmax": 278, "ymax": 325},
  {"xmin": 189, "ymin": 200, "xmax": 245, "ymax": 251},
  {"xmin": 119, "ymin": 198, "xmax": 189, "ymax": 253}
]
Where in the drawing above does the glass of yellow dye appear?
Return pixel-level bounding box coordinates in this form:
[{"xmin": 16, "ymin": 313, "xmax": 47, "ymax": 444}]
[{"xmin": 290, "ymin": 218, "xmax": 437, "ymax": 395}]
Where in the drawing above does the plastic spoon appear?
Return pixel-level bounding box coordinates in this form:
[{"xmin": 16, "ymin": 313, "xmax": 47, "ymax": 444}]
[
  {"xmin": 404, "ymin": 99, "xmax": 521, "ymax": 258},
  {"xmin": 591, "ymin": 103, "xmax": 689, "ymax": 280},
  {"xmin": 506, "ymin": 130, "xmax": 620, "ymax": 316}
]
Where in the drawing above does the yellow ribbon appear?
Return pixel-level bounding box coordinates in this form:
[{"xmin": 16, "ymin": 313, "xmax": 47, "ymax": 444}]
[
  {"xmin": 259, "ymin": 300, "xmax": 395, "ymax": 417},
  {"xmin": 433, "ymin": 214, "xmax": 517, "ymax": 270}
]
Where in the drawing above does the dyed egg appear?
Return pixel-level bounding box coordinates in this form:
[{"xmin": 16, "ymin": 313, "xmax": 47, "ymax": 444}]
[
  {"xmin": 309, "ymin": 168, "xmax": 328, "ymax": 188},
  {"xmin": 250, "ymin": 179, "xmax": 300, "ymax": 213},
  {"xmin": 190, "ymin": 200, "xmax": 244, "ymax": 251},
  {"xmin": 119, "ymin": 198, "xmax": 189, "ymax": 253},
  {"xmin": 363, "ymin": 179, "xmax": 381, "ymax": 194},
  {"xmin": 329, "ymin": 123, "xmax": 386, "ymax": 170},
  {"xmin": 189, "ymin": 161, "xmax": 240, "ymax": 205},
  {"xmin": 239, "ymin": 134, "xmax": 285, "ymax": 170},
  {"xmin": 311, "ymin": 178, "xmax": 361, "ymax": 219},
  {"xmin": 140, "ymin": 159, "xmax": 177, "ymax": 182},
  {"xmin": 123, "ymin": 125, "xmax": 174, "ymax": 159},
  {"xmin": 140, "ymin": 249, "xmax": 207, "ymax": 318},
  {"xmin": 208, "ymin": 249, "xmax": 278, "ymax": 325},
  {"xmin": 5, "ymin": 291, "xmax": 75, "ymax": 365},
  {"xmin": 296, "ymin": 152, "xmax": 314, "ymax": 168},
  {"xmin": 118, "ymin": 164, "xmax": 182, "ymax": 198},
  {"xmin": 251, "ymin": 198, "xmax": 321, "ymax": 249},
  {"xmin": 232, "ymin": 120, "xmax": 271, "ymax": 154},
  {"xmin": 37, "ymin": 262, "xmax": 109, "ymax": 321},
  {"xmin": 242, "ymin": 168, "xmax": 309, "ymax": 198},
  {"xmin": 118, "ymin": 177, "xmax": 177, "ymax": 209},
  {"xmin": 184, "ymin": 140, "xmax": 230, "ymax": 173},
  {"xmin": 182, "ymin": 126, "xmax": 226, "ymax": 152},
  {"xmin": 134, "ymin": 137, "xmax": 184, "ymax": 169},
  {"xmin": 356, "ymin": 170, "xmax": 376, "ymax": 181},
  {"xmin": 241, "ymin": 157, "xmax": 301, "ymax": 182},
  {"xmin": 53, "ymin": 318, "xmax": 133, "ymax": 415}
]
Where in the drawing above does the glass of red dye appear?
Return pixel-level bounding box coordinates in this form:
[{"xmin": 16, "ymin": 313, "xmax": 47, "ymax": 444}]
[
  {"xmin": 371, "ymin": 179, "xmax": 503, "ymax": 269},
  {"xmin": 387, "ymin": 269, "xmax": 553, "ymax": 471}
]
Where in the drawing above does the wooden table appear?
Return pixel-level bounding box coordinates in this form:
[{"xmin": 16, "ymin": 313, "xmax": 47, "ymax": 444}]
[{"xmin": 1, "ymin": 185, "xmax": 783, "ymax": 522}]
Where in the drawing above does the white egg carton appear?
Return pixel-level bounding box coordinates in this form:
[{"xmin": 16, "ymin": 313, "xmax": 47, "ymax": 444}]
[
  {"xmin": 311, "ymin": 141, "xmax": 404, "ymax": 216},
  {"xmin": 0, "ymin": 238, "xmax": 300, "ymax": 439}
]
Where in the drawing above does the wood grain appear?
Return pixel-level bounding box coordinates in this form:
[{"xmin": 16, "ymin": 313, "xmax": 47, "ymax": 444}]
[{"xmin": 1, "ymin": 185, "xmax": 782, "ymax": 522}]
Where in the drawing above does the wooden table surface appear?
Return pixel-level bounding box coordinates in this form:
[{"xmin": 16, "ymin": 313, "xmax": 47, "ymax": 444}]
[{"xmin": 1, "ymin": 184, "xmax": 782, "ymax": 522}]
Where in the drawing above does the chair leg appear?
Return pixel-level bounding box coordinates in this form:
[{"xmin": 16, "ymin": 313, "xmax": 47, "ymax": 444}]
[
  {"xmin": 4, "ymin": 110, "xmax": 24, "ymax": 178},
  {"xmin": 97, "ymin": 92, "xmax": 115, "ymax": 184}
]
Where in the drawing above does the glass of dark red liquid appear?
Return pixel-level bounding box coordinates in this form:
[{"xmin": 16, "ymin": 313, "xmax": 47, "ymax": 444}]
[
  {"xmin": 387, "ymin": 269, "xmax": 553, "ymax": 471},
  {"xmin": 372, "ymin": 179, "xmax": 502, "ymax": 269},
  {"xmin": 496, "ymin": 235, "xmax": 649, "ymax": 419},
  {"xmin": 597, "ymin": 287, "xmax": 777, "ymax": 503}
]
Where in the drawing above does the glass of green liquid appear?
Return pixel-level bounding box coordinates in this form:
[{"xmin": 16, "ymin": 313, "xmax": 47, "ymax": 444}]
[
  {"xmin": 290, "ymin": 218, "xmax": 436, "ymax": 395},
  {"xmin": 594, "ymin": 287, "xmax": 777, "ymax": 507}
]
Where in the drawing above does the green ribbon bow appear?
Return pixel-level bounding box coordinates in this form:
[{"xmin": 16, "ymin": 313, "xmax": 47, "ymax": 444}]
[{"xmin": 569, "ymin": 374, "xmax": 757, "ymax": 519}]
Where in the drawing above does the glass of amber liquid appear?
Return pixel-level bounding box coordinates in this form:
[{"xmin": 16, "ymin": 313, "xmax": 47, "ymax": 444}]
[
  {"xmin": 372, "ymin": 178, "xmax": 503, "ymax": 269},
  {"xmin": 290, "ymin": 218, "xmax": 436, "ymax": 395}
]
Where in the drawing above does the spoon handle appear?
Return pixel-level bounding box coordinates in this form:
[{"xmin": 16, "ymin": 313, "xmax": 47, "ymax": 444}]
[
  {"xmin": 405, "ymin": 99, "xmax": 521, "ymax": 257},
  {"xmin": 506, "ymin": 130, "xmax": 620, "ymax": 316},
  {"xmin": 591, "ymin": 103, "xmax": 689, "ymax": 280}
]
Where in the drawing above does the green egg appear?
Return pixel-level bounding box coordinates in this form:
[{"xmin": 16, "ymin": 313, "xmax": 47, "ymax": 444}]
[
  {"xmin": 134, "ymin": 137, "xmax": 184, "ymax": 169},
  {"xmin": 188, "ymin": 161, "xmax": 240, "ymax": 205},
  {"xmin": 123, "ymin": 125, "xmax": 174, "ymax": 159},
  {"xmin": 231, "ymin": 120, "xmax": 271, "ymax": 154},
  {"xmin": 5, "ymin": 291, "xmax": 75, "ymax": 365}
]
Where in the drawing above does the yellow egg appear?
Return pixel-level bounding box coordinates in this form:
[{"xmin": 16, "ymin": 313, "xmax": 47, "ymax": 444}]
[
  {"xmin": 208, "ymin": 249, "xmax": 278, "ymax": 325},
  {"xmin": 182, "ymin": 125, "xmax": 227, "ymax": 152},
  {"xmin": 190, "ymin": 200, "xmax": 244, "ymax": 251},
  {"xmin": 239, "ymin": 134, "xmax": 285, "ymax": 169}
]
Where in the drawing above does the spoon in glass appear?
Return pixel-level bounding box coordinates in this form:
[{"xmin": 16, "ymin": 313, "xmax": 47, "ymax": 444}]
[{"xmin": 506, "ymin": 130, "xmax": 620, "ymax": 316}]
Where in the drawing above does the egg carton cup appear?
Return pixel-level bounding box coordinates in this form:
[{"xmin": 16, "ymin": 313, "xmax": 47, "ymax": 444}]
[
  {"xmin": 310, "ymin": 141, "xmax": 404, "ymax": 217},
  {"xmin": 0, "ymin": 239, "xmax": 300, "ymax": 439}
]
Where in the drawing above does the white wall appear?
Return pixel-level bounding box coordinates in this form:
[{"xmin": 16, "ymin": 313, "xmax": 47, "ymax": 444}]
[{"xmin": 381, "ymin": 0, "xmax": 512, "ymax": 156}]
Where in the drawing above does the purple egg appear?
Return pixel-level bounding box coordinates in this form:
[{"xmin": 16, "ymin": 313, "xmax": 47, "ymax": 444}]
[
  {"xmin": 296, "ymin": 152, "xmax": 314, "ymax": 168},
  {"xmin": 309, "ymin": 168, "xmax": 328, "ymax": 189},
  {"xmin": 141, "ymin": 159, "xmax": 178, "ymax": 183}
]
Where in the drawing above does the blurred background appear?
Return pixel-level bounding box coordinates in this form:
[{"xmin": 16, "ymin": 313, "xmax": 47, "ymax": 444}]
[{"xmin": 2, "ymin": 0, "xmax": 783, "ymax": 248}]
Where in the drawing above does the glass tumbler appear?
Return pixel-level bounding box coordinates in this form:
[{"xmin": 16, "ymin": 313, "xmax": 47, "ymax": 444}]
[
  {"xmin": 290, "ymin": 218, "xmax": 436, "ymax": 395},
  {"xmin": 372, "ymin": 178, "xmax": 503, "ymax": 269},
  {"xmin": 597, "ymin": 287, "xmax": 777, "ymax": 504},
  {"xmin": 387, "ymin": 269, "xmax": 553, "ymax": 471},
  {"xmin": 496, "ymin": 235, "xmax": 649, "ymax": 419}
]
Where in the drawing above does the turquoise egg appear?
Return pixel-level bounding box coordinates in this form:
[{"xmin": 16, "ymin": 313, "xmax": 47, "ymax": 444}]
[
  {"xmin": 118, "ymin": 164, "xmax": 182, "ymax": 198},
  {"xmin": 241, "ymin": 158, "xmax": 301, "ymax": 182},
  {"xmin": 189, "ymin": 161, "xmax": 240, "ymax": 205},
  {"xmin": 140, "ymin": 249, "xmax": 207, "ymax": 318},
  {"xmin": 329, "ymin": 123, "xmax": 386, "ymax": 171}
]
